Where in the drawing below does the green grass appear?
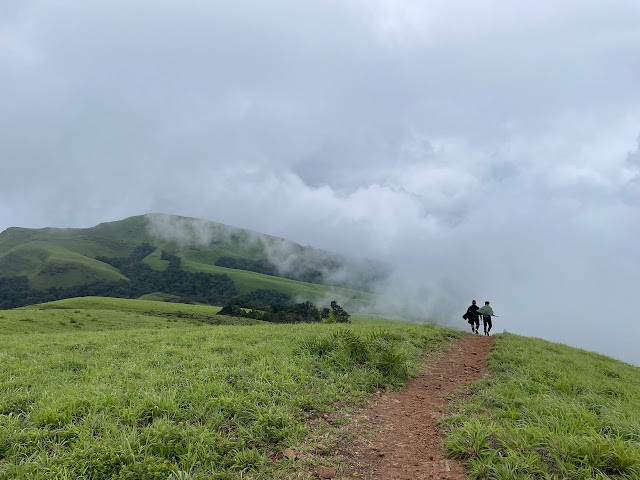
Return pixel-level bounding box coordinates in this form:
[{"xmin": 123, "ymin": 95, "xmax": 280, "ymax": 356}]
[
  {"xmin": 442, "ymin": 334, "xmax": 640, "ymax": 479},
  {"xmin": 0, "ymin": 298, "xmax": 389, "ymax": 335},
  {"xmin": 136, "ymin": 292, "xmax": 188, "ymax": 302},
  {"xmin": 0, "ymin": 297, "xmax": 460, "ymax": 479},
  {"xmin": 0, "ymin": 241, "xmax": 127, "ymax": 289},
  {"xmin": 0, "ymin": 307, "xmax": 188, "ymax": 334},
  {"xmin": 349, "ymin": 313, "xmax": 412, "ymax": 324},
  {"xmin": 0, "ymin": 298, "xmax": 256, "ymax": 335},
  {"xmin": 36, "ymin": 297, "xmax": 225, "ymax": 316}
]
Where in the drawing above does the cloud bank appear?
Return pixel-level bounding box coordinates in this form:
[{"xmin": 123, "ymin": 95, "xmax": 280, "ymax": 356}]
[{"xmin": 1, "ymin": 0, "xmax": 639, "ymax": 364}]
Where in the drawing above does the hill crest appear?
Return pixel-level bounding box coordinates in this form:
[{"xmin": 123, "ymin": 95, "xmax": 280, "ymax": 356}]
[{"xmin": 0, "ymin": 213, "xmax": 387, "ymax": 308}]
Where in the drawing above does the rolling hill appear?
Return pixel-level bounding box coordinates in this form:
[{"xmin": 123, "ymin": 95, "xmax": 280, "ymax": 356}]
[
  {"xmin": 0, "ymin": 213, "xmax": 385, "ymax": 308},
  {"xmin": 0, "ymin": 297, "xmax": 637, "ymax": 479}
]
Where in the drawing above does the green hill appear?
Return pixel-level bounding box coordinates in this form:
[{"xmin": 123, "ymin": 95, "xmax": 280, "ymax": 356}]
[
  {"xmin": 0, "ymin": 297, "xmax": 459, "ymax": 479},
  {"xmin": 0, "ymin": 298, "xmax": 638, "ymax": 479},
  {"xmin": 0, "ymin": 215, "xmax": 159, "ymax": 289},
  {"xmin": 0, "ymin": 213, "xmax": 382, "ymax": 308}
]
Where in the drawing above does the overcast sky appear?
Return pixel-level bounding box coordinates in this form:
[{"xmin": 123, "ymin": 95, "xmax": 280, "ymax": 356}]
[{"xmin": 1, "ymin": 0, "xmax": 639, "ymax": 365}]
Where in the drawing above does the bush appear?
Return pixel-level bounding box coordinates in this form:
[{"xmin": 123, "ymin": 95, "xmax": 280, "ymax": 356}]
[{"xmin": 218, "ymin": 299, "xmax": 349, "ymax": 324}]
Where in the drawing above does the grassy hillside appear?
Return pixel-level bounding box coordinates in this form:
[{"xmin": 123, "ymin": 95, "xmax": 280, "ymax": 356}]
[
  {"xmin": 0, "ymin": 297, "xmax": 458, "ymax": 480},
  {"xmin": 37, "ymin": 296, "xmax": 225, "ymax": 315},
  {"xmin": 0, "ymin": 297, "xmax": 263, "ymax": 335},
  {"xmin": 0, "ymin": 217, "xmax": 153, "ymax": 289},
  {"xmin": 0, "ymin": 239, "xmax": 129, "ymax": 287},
  {"xmin": 1, "ymin": 298, "xmax": 638, "ymax": 479},
  {"xmin": 443, "ymin": 334, "xmax": 640, "ymax": 479},
  {"xmin": 0, "ymin": 214, "xmax": 380, "ymax": 306}
]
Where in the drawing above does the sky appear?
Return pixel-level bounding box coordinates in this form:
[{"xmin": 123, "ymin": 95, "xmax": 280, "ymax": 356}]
[{"xmin": 1, "ymin": 0, "xmax": 639, "ymax": 365}]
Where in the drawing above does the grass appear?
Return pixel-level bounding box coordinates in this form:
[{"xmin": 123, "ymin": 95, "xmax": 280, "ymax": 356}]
[
  {"xmin": 136, "ymin": 292, "xmax": 187, "ymax": 302},
  {"xmin": 348, "ymin": 313, "xmax": 412, "ymax": 324},
  {"xmin": 35, "ymin": 297, "xmax": 225, "ymax": 316},
  {"xmin": 442, "ymin": 333, "xmax": 640, "ymax": 479},
  {"xmin": 0, "ymin": 297, "xmax": 460, "ymax": 479},
  {"xmin": 0, "ymin": 298, "xmax": 392, "ymax": 335},
  {"xmin": 0, "ymin": 241, "xmax": 127, "ymax": 289},
  {"xmin": 0, "ymin": 298, "xmax": 258, "ymax": 335}
]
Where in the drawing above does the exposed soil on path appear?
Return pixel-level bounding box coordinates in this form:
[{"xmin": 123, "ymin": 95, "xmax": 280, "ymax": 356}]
[{"xmin": 335, "ymin": 334, "xmax": 493, "ymax": 480}]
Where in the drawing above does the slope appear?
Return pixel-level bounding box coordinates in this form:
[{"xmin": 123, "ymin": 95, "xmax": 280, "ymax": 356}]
[
  {"xmin": 0, "ymin": 213, "xmax": 383, "ymax": 306},
  {"xmin": 442, "ymin": 333, "xmax": 640, "ymax": 478},
  {"xmin": 0, "ymin": 297, "xmax": 258, "ymax": 335},
  {"xmin": 0, "ymin": 297, "xmax": 459, "ymax": 479}
]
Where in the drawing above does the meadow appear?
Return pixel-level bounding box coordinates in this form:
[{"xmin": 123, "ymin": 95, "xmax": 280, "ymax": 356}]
[
  {"xmin": 4, "ymin": 296, "xmax": 639, "ymax": 479},
  {"xmin": 0, "ymin": 297, "xmax": 460, "ymax": 479},
  {"xmin": 0, "ymin": 298, "xmax": 255, "ymax": 335},
  {"xmin": 442, "ymin": 334, "xmax": 640, "ymax": 479}
]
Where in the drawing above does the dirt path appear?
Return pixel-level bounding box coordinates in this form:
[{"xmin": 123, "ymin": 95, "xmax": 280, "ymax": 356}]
[{"xmin": 336, "ymin": 334, "xmax": 493, "ymax": 480}]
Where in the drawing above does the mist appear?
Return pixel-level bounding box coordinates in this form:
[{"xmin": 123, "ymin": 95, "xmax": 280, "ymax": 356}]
[{"xmin": 1, "ymin": 1, "xmax": 639, "ymax": 365}]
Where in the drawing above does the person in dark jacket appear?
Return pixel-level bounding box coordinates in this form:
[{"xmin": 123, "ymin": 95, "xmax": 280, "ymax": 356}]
[{"xmin": 465, "ymin": 300, "xmax": 480, "ymax": 334}]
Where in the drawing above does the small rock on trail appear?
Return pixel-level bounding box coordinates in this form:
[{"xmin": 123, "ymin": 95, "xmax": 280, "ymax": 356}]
[{"xmin": 314, "ymin": 465, "xmax": 337, "ymax": 478}]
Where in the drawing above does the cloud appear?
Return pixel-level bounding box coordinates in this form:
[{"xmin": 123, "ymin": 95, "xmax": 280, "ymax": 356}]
[{"xmin": 1, "ymin": 0, "xmax": 639, "ymax": 364}]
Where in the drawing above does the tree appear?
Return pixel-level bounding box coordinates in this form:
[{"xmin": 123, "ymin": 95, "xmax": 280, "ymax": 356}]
[{"xmin": 329, "ymin": 300, "xmax": 350, "ymax": 323}]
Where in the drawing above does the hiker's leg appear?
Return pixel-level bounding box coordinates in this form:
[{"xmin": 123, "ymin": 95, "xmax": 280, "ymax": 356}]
[{"xmin": 487, "ymin": 318, "xmax": 492, "ymax": 335}]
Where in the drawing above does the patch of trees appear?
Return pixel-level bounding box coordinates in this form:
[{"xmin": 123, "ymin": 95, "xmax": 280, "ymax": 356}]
[
  {"xmin": 214, "ymin": 254, "xmax": 388, "ymax": 295},
  {"xmin": 246, "ymin": 289, "xmax": 292, "ymax": 305},
  {"xmin": 96, "ymin": 242, "xmax": 156, "ymax": 269},
  {"xmin": 0, "ymin": 276, "xmax": 34, "ymax": 309},
  {"xmin": 95, "ymin": 247, "xmax": 239, "ymax": 305},
  {"xmin": 0, "ymin": 276, "xmax": 134, "ymax": 309},
  {"xmin": 0, "ymin": 244, "xmax": 239, "ymax": 309},
  {"xmin": 215, "ymin": 254, "xmax": 329, "ymax": 285},
  {"xmin": 218, "ymin": 298, "xmax": 350, "ymax": 324},
  {"xmin": 214, "ymin": 255, "xmax": 361, "ymax": 290},
  {"xmin": 215, "ymin": 256, "xmax": 277, "ymax": 276},
  {"xmin": 283, "ymin": 267, "xmax": 324, "ymax": 285},
  {"xmin": 322, "ymin": 301, "xmax": 350, "ymax": 323}
]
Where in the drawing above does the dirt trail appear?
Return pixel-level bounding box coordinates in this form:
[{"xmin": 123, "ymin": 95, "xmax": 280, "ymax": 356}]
[{"xmin": 336, "ymin": 334, "xmax": 493, "ymax": 480}]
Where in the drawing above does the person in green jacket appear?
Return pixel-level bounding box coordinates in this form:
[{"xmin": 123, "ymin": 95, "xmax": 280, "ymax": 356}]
[{"xmin": 477, "ymin": 301, "xmax": 495, "ymax": 336}]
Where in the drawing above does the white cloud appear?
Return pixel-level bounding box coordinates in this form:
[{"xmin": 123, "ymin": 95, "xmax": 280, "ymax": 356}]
[
  {"xmin": 343, "ymin": 0, "xmax": 640, "ymax": 47},
  {"xmin": 0, "ymin": 0, "xmax": 639, "ymax": 363}
]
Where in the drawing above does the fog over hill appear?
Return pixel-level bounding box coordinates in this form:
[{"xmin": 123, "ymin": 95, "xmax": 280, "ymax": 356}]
[
  {"xmin": 1, "ymin": 1, "xmax": 639, "ymax": 365},
  {"xmin": 144, "ymin": 212, "xmax": 390, "ymax": 294}
]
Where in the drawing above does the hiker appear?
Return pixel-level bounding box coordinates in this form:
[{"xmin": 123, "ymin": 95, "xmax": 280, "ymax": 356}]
[
  {"xmin": 477, "ymin": 301, "xmax": 495, "ymax": 336},
  {"xmin": 465, "ymin": 300, "xmax": 480, "ymax": 334}
]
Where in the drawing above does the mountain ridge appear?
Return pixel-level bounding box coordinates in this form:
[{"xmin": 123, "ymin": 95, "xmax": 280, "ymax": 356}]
[{"xmin": 0, "ymin": 213, "xmax": 387, "ymax": 308}]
